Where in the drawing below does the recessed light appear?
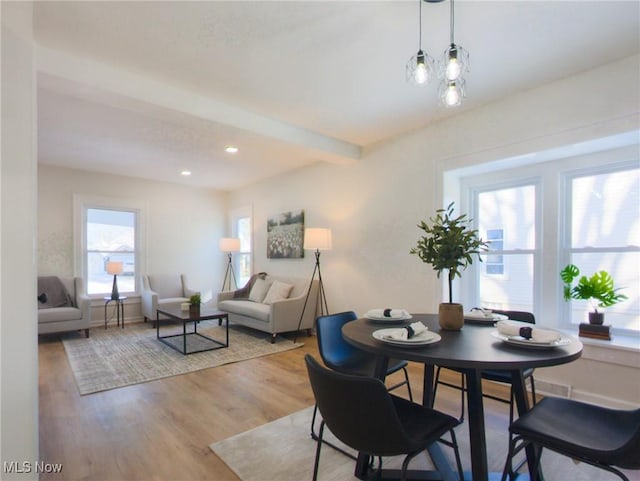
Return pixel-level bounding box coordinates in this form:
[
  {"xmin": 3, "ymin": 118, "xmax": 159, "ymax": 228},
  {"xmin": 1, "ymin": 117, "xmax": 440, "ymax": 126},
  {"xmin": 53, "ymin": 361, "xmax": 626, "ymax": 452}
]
[
  {"xmin": 181, "ymin": 170, "xmax": 191, "ymax": 176},
  {"xmin": 225, "ymin": 145, "xmax": 239, "ymax": 154}
]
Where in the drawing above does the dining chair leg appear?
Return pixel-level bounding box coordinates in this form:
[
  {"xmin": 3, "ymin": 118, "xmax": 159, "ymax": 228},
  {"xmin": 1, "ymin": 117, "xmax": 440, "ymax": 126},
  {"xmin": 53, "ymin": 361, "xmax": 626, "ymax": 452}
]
[
  {"xmin": 402, "ymin": 366, "xmax": 413, "ymax": 402},
  {"xmin": 312, "ymin": 421, "xmax": 325, "ymax": 481}
]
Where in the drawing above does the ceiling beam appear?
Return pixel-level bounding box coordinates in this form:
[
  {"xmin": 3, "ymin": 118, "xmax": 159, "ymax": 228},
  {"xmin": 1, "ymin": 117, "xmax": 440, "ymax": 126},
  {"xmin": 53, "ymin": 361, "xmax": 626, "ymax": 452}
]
[{"xmin": 36, "ymin": 46, "xmax": 361, "ymax": 165}]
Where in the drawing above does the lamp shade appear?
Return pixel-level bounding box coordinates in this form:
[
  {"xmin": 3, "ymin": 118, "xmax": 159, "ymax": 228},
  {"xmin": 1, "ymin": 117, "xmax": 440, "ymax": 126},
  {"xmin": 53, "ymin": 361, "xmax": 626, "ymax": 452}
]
[
  {"xmin": 304, "ymin": 228, "xmax": 332, "ymax": 251},
  {"xmin": 106, "ymin": 261, "xmax": 124, "ymax": 275},
  {"xmin": 219, "ymin": 237, "xmax": 241, "ymax": 252}
]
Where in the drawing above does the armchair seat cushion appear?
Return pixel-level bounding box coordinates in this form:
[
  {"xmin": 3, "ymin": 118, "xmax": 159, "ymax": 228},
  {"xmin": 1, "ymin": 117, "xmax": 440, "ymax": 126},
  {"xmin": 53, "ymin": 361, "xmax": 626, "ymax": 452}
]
[
  {"xmin": 39, "ymin": 307, "xmax": 83, "ymax": 323},
  {"xmin": 218, "ymin": 299, "xmax": 270, "ymax": 322},
  {"xmin": 158, "ymin": 297, "xmax": 189, "ymax": 306}
]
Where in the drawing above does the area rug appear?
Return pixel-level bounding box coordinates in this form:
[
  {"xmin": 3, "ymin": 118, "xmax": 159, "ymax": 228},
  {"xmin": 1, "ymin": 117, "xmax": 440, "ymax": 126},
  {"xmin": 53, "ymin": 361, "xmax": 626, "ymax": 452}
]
[
  {"xmin": 210, "ymin": 406, "xmax": 640, "ymax": 481},
  {"xmin": 62, "ymin": 320, "xmax": 302, "ymax": 395}
]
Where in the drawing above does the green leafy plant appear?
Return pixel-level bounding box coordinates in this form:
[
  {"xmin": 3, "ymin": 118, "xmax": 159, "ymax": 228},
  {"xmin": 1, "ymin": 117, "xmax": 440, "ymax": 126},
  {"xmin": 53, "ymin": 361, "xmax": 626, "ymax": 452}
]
[
  {"xmin": 189, "ymin": 293, "xmax": 201, "ymax": 306},
  {"xmin": 560, "ymin": 264, "xmax": 627, "ymax": 312},
  {"xmin": 410, "ymin": 202, "xmax": 489, "ymax": 304}
]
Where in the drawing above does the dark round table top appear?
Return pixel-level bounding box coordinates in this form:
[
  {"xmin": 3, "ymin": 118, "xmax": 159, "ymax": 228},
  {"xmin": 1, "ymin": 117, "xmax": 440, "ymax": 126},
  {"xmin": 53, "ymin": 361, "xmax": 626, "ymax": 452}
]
[{"xmin": 342, "ymin": 313, "xmax": 583, "ymax": 371}]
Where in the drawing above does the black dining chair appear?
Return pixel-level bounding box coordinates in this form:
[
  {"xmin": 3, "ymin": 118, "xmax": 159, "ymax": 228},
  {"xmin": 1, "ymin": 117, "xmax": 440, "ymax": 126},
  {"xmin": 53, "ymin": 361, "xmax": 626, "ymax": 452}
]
[
  {"xmin": 501, "ymin": 396, "xmax": 640, "ymax": 481},
  {"xmin": 432, "ymin": 309, "xmax": 537, "ymax": 423},
  {"xmin": 305, "ymin": 354, "xmax": 464, "ymax": 481},
  {"xmin": 311, "ymin": 311, "xmax": 413, "ymax": 457}
]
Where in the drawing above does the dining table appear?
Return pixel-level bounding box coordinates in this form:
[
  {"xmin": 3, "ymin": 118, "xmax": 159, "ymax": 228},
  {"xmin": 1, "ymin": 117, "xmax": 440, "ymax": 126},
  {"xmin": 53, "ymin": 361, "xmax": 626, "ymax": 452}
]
[{"xmin": 341, "ymin": 313, "xmax": 583, "ymax": 481}]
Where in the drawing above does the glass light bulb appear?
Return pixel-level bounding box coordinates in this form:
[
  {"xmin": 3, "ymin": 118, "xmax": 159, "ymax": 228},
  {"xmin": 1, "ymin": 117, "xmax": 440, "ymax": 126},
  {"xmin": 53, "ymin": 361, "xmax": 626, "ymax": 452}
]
[
  {"xmin": 445, "ymin": 84, "xmax": 460, "ymax": 106},
  {"xmin": 446, "ymin": 57, "xmax": 461, "ymax": 81},
  {"xmin": 414, "ymin": 61, "xmax": 428, "ymax": 84}
]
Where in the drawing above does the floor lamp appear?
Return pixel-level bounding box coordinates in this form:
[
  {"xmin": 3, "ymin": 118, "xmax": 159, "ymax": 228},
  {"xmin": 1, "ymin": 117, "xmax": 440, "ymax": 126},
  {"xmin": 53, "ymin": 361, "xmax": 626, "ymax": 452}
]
[
  {"xmin": 219, "ymin": 238, "xmax": 241, "ymax": 292},
  {"xmin": 294, "ymin": 228, "xmax": 332, "ymax": 342}
]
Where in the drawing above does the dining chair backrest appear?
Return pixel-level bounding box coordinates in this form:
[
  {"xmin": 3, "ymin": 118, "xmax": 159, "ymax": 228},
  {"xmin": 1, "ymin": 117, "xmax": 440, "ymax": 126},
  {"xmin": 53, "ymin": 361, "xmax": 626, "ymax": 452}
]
[
  {"xmin": 304, "ymin": 354, "xmax": 414, "ymax": 456},
  {"xmin": 492, "ymin": 309, "xmax": 535, "ymax": 324},
  {"xmin": 315, "ymin": 311, "xmax": 361, "ymax": 371}
]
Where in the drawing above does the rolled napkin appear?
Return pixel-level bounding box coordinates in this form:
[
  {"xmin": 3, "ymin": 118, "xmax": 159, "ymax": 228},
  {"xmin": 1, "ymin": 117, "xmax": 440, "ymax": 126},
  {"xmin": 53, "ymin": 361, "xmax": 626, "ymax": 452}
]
[
  {"xmin": 383, "ymin": 321, "xmax": 428, "ymax": 341},
  {"xmin": 367, "ymin": 308, "xmax": 410, "ymax": 319},
  {"xmin": 496, "ymin": 320, "xmax": 560, "ymax": 343}
]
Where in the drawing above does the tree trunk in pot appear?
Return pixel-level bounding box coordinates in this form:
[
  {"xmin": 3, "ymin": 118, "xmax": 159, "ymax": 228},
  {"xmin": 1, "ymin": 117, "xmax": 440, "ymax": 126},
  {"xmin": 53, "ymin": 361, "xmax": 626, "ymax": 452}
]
[{"xmin": 439, "ymin": 303, "xmax": 464, "ymax": 330}]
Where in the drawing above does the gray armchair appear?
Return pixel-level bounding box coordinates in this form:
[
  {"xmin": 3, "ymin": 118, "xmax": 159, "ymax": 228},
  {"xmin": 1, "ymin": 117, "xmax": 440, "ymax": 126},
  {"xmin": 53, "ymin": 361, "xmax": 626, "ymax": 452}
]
[
  {"xmin": 37, "ymin": 276, "xmax": 91, "ymax": 338},
  {"xmin": 141, "ymin": 274, "xmax": 199, "ymax": 323}
]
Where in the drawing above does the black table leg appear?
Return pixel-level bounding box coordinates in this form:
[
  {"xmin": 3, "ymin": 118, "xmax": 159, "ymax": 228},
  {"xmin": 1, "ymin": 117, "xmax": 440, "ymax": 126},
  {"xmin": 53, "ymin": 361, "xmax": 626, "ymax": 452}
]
[{"xmin": 465, "ymin": 368, "xmax": 489, "ymax": 481}]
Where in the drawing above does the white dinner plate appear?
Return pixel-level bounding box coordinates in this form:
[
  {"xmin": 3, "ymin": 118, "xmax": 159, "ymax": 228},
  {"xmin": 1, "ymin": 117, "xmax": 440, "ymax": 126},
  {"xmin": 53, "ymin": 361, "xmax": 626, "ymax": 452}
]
[
  {"xmin": 372, "ymin": 328, "xmax": 441, "ymax": 347},
  {"xmin": 365, "ymin": 309, "xmax": 413, "ymax": 322},
  {"xmin": 491, "ymin": 330, "xmax": 571, "ymax": 350},
  {"xmin": 464, "ymin": 312, "xmax": 508, "ymax": 324}
]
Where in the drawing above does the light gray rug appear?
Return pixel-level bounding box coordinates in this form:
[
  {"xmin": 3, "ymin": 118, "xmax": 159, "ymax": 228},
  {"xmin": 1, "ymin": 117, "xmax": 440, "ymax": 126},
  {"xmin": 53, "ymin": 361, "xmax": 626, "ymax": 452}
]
[
  {"xmin": 62, "ymin": 320, "xmax": 302, "ymax": 395},
  {"xmin": 210, "ymin": 406, "xmax": 640, "ymax": 481}
]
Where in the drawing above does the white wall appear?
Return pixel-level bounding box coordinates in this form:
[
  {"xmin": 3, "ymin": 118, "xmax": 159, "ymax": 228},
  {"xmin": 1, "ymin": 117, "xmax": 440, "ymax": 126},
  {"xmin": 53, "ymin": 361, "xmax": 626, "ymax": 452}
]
[
  {"xmin": 38, "ymin": 165, "xmax": 229, "ymax": 318},
  {"xmin": 229, "ymin": 55, "xmax": 640, "ymax": 407},
  {"xmin": 1, "ymin": 1, "xmax": 39, "ymax": 477}
]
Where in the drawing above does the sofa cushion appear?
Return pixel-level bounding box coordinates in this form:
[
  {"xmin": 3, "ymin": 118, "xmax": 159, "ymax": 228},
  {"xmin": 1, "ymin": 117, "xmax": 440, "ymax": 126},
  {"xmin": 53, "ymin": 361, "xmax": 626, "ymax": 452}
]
[
  {"xmin": 248, "ymin": 278, "xmax": 271, "ymax": 303},
  {"xmin": 263, "ymin": 280, "xmax": 293, "ymax": 305},
  {"xmin": 158, "ymin": 297, "xmax": 188, "ymax": 306},
  {"xmin": 38, "ymin": 307, "xmax": 82, "ymax": 323},
  {"xmin": 218, "ymin": 299, "xmax": 270, "ymax": 322}
]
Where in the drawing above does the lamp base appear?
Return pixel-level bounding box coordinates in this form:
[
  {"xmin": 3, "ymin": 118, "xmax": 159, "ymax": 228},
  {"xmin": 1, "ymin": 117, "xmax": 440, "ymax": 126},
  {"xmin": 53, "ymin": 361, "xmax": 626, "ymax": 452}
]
[{"xmin": 111, "ymin": 275, "xmax": 120, "ymax": 301}]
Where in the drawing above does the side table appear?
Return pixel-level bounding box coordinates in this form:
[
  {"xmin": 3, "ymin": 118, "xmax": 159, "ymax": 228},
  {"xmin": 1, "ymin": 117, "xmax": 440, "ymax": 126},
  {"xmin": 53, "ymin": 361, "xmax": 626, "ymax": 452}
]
[{"xmin": 104, "ymin": 296, "xmax": 127, "ymax": 329}]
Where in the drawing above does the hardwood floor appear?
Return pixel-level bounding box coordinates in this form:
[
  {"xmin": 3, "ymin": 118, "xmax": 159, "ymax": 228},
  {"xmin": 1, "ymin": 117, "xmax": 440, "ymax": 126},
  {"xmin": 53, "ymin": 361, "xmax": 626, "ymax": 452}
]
[{"xmin": 38, "ymin": 327, "xmax": 513, "ymax": 481}]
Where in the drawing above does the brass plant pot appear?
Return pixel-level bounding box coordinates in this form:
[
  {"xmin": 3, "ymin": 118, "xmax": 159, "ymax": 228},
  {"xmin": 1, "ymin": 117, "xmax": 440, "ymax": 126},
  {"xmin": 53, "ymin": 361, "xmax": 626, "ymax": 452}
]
[{"xmin": 438, "ymin": 303, "xmax": 464, "ymax": 330}]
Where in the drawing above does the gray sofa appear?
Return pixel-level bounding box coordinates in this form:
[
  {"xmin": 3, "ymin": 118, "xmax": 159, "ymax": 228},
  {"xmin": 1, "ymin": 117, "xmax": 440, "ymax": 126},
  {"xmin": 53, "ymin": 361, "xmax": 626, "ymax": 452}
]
[
  {"xmin": 37, "ymin": 276, "xmax": 91, "ymax": 338},
  {"xmin": 217, "ymin": 274, "xmax": 319, "ymax": 342}
]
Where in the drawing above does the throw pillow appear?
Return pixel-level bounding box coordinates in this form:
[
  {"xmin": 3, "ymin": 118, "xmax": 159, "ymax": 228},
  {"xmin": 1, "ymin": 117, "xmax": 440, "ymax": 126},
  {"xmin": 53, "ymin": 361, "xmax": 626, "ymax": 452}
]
[
  {"xmin": 248, "ymin": 278, "xmax": 271, "ymax": 303},
  {"xmin": 262, "ymin": 280, "xmax": 294, "ymax": 305}
]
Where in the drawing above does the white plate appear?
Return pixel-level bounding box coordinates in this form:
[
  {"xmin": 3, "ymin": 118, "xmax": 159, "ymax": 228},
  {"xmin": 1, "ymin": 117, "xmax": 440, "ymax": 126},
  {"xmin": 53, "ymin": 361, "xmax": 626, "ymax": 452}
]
[
  {"xmin": 491, "ymin": 330, "xmax": 571, "ymax": 350},
  {"xmin": 372, "ymin": 328, "xmax": 441, "ymax": 347},
  {"xmin": 365, "ymin": 309, "xmax": 413, "ymax": 322},
  {"xmin": 464, "ymin": 312, "xmax": 508, "ymax": 324}
]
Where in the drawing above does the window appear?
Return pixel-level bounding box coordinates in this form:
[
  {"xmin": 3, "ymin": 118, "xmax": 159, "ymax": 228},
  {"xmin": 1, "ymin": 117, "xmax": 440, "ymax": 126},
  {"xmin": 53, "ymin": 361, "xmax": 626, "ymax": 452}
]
[
  {"xmin": 231, "ymin": 206, "xmax": 252, "ymax": 288},
  {"xmin": 485, "ymin": 229, "xmax": 504, "ymax": 275},
  {"xmin": 74, "ymin": 195, "xmax": 145, "ymax": 297},
  {"xmin": 562, "ymin": 165, "xmax": 640, "ymax": 331},
  {"xmin": 474, "ymin": 184, "xmax": 537, "ymax": 313},
  {"xmin": 458, "ymin": 143, "xmax": 639, "ymax": 336}
]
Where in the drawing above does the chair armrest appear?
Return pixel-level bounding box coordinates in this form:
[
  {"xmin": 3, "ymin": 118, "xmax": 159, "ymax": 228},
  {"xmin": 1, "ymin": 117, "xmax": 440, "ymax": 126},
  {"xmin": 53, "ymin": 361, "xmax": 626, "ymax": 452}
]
[
  {"xmin": 141, "ymin": 288, "xmax": 158, "ymax": 319},
  {"xmin": 76, "ymin": 293, "xmax": 92, "ymax": 322},
  {"xmin": 217, "ymin": 291, "xmax": 235, "ymax": 302},
  {"xmin": 269, "ymin": 291, "xmax": 312, "ymax": 332}
]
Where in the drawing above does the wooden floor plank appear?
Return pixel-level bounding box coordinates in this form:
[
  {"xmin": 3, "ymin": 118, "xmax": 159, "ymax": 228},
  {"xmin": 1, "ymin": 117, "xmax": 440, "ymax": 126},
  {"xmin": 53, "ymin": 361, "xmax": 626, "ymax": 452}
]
[{"xmin": 38, "ymin": 327, "xmax": 512, "ymax": 481}]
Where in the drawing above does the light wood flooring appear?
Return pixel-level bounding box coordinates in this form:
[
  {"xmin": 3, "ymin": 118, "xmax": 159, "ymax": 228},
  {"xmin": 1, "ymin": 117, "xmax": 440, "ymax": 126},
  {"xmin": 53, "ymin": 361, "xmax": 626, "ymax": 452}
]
[{"xmin": 38, "ymin": 326, "xmax": 514, "ymax": 481}]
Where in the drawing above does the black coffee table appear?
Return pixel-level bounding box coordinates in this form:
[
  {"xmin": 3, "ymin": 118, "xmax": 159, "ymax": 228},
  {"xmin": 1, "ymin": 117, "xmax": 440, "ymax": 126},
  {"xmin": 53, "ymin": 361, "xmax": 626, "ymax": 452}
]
[{"xmin": 156, "ymin": 305, "xmax": 229, "ymax": 355}]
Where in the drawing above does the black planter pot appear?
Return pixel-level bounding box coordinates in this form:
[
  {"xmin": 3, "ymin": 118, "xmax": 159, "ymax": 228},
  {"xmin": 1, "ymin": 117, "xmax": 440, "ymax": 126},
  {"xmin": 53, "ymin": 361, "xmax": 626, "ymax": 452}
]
[{"xmin": 588, "ymin": 311, "xmax": 604, "ymax": 325}]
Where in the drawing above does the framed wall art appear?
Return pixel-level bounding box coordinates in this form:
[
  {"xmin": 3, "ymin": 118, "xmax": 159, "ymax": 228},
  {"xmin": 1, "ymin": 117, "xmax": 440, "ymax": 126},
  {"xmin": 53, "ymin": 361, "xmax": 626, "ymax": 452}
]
[{"xmin": 267, "ymin": 210, "xmax": 304, "ymax": 259}]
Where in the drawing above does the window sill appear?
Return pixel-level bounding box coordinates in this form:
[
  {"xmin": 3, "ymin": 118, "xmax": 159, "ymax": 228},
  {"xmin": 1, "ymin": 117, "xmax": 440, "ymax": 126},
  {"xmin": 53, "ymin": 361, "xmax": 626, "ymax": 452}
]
[{"xmin": 559, "ymin": 328, "xmax": 640, "ymax": 368}]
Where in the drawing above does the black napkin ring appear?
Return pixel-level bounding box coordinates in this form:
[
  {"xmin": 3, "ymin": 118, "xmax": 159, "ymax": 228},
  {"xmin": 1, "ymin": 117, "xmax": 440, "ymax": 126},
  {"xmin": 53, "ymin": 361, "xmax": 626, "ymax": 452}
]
[
  {"xmin": 405, "ymin": 325, "xmax": 415, "ymax": 338},
  {"xmin": 519, "ymin": 327, "xmax": 533, "ymax": 339},
  {"xmin": 383, "ymin": 308, "xmax": 392, "ymax": 317},
  {"xmin": 38, "ymin": 293, "xmax": 48, "ymax": 304}
]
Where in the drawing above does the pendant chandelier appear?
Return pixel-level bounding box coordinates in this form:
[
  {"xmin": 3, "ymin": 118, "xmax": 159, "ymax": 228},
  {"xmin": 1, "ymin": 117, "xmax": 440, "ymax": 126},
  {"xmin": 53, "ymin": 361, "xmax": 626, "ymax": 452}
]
[{"xmin": 406, "ymin": 0, "xmax": 469, "ymax": 107}]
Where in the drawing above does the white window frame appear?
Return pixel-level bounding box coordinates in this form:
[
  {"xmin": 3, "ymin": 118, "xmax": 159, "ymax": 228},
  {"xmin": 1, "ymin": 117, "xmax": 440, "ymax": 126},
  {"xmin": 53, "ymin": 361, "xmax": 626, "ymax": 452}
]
[
  {"xmin": 458, "ymin": 144, "xmax": 639, "ymax": 337},
  {"xmin": 230, "ymin": 205, "xmax": 253, "ymax": 287},
  {"xmin": 463, "ymin": 178, "xmax": 542, "ymax": 319},
  {"xmin": 559, "ymin": 160, "xmax": 640, "ymax": 331},
  {"xmin": 73, "ymin": 194, "xmax": 147, "ymax": 298}
]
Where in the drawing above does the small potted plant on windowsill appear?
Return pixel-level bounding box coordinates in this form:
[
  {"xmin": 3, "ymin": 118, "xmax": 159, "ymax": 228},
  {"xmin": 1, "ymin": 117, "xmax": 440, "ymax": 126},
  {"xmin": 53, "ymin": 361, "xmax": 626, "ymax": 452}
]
[
  {"xmin": 189, "ymin": 293, "xmax": 202, "ymax": 316},
  {"xmin": 560, "ymin": 264, "xmax": 627, "ymax": 324},
  {"xmin": 411, "ymin": 202, "xmax": 489, "ymax": 330}
]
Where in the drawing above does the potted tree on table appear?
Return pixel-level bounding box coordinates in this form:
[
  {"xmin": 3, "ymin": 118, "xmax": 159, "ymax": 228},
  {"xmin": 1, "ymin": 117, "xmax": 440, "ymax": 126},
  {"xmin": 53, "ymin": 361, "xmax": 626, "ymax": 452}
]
[
  {"xmin": 560, "ymin": 263, "xmax": 627, "ymax": 325},
  {"xmin": 411, "ymin": 202, "xmax": 489, "ymax": 330}
]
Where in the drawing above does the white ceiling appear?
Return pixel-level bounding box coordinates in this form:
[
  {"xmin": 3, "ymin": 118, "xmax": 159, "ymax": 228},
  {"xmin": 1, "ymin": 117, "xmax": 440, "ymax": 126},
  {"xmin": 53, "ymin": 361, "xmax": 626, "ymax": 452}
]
[{"xmin": 33, "ymin": 1, "xmax": 640, "ymax": 190}]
